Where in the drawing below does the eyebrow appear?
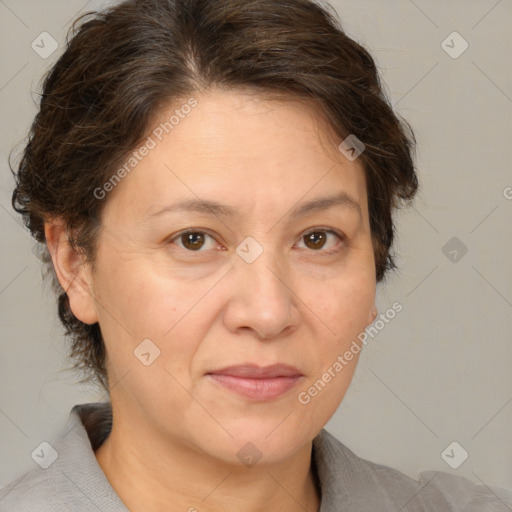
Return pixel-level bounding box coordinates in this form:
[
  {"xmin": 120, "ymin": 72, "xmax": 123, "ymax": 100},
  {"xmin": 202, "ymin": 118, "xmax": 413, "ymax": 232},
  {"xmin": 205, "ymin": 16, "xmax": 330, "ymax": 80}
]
[{"xmin": 145, "ymin": 191, "xmax": 362, "ymax": 221}]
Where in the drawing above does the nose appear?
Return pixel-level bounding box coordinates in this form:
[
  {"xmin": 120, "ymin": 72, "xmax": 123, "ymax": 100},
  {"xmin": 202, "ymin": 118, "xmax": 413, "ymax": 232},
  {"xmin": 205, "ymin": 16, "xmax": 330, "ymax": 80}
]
[{"xmin": 222, "ymin": 246, "xmax": 300, "ymax": 341}]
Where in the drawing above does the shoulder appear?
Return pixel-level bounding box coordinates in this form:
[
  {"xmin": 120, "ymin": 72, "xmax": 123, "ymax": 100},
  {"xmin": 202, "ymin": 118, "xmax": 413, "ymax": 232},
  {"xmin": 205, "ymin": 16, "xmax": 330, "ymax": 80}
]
[
  {"xmin": 0, "ymin": 402, "xmax": 126, "ymax": 512},
  {"xmin": 313, "ymin": 429, "xmax": 512, "ymax": 511},
  {"xmin": 0, "ymin": 467, "xmax": 65, "ymax": 512}
]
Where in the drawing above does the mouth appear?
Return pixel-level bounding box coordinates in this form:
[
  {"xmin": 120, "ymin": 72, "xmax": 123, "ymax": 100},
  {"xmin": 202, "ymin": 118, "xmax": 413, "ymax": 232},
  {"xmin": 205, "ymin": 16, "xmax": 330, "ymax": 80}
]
[{"xmin": 206, "ymin": 364, "xmax": 304, "ymax": 401}]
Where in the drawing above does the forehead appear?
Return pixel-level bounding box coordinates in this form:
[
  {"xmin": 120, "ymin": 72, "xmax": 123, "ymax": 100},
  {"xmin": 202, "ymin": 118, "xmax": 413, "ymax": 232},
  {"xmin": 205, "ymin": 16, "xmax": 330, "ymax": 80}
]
[{"xmin": 101, "ymin": 88, "xmax": 368, "ymax": 223}]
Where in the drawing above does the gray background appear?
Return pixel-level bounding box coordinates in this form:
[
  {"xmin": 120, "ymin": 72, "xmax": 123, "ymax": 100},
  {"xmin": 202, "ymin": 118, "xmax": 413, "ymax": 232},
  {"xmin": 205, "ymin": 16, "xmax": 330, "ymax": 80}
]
[{"xmin": 1, "ymin": 0, "xmax": 511, "ymax": 490}]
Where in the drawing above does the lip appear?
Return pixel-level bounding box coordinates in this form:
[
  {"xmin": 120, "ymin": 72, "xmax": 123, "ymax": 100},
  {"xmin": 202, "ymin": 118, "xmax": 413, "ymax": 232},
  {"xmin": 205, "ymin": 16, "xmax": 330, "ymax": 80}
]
[
  {"xmin": 206, "ymin": 364, "xmax": 303, "ymax": 401},
  {"xmin": 209, "ymin": 364, "xmax": 303, "ymax": 379}
]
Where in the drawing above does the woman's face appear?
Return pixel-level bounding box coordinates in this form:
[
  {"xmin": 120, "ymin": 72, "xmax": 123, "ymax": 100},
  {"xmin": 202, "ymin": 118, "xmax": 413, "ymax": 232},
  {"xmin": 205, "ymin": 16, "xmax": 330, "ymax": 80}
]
[{"xmin": 84, "ymin": 88, "xmax": 376, "ymax": 464}]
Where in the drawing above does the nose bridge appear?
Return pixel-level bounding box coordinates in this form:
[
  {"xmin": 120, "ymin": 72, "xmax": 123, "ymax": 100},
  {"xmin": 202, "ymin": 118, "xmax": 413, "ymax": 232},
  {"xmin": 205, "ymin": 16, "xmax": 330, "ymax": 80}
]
[
  {"xmin": 249, "ymin": 250, "xmax": 286, "ymax": 298},
  {"xmin": 229, "ymin": 236, "xmax": 296, "ymax": 338},
  {"xmin": 240, "ymin": 236, "xmax": 289, "ymax": 301}
]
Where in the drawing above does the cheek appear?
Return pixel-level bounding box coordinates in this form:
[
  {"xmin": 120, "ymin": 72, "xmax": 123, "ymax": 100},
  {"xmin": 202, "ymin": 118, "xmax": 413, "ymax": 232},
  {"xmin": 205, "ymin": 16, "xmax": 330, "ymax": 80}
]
[
  {"xmin": 93, "ymin": 255, "xmax": 180, "ymax": 336},
  {"xmin": 92, "ymin": 256, "xmax": 213, "ymax": 378},
  {"xmin": 298, "ymin": 267, "xmax": 374, "ymax": 416},
  {"xmin": 306, "ymin": 267, "xmax": 375, "ymax": 343},
  {"xmin": 294, "ymin": 274, "xmax": 373, "ymax": 431}
]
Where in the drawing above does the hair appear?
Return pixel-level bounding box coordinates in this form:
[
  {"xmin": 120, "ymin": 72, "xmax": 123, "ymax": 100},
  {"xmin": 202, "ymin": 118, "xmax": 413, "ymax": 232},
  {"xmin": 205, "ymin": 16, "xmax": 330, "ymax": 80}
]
[{"xmin": 11, "ymin": 0, "xmax": 418, "ymax": 392}]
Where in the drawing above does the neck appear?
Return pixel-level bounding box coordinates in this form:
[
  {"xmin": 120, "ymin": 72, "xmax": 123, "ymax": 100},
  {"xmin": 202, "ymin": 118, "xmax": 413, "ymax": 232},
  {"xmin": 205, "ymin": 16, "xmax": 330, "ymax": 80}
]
[{"xmin": 94, "ymin": 403, "xmax": 321, "ymax": 512}]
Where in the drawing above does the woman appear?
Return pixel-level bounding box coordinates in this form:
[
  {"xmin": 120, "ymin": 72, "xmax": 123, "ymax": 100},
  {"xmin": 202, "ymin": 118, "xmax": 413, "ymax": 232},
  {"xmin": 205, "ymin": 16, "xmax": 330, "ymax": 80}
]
[{"xmin": 1, "ymin": 0, "xmax": 510, "ymax": 510}]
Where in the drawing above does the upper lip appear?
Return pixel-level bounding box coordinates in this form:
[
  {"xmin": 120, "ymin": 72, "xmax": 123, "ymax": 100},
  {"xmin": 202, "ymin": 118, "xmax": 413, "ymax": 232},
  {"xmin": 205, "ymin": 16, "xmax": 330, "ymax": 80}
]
[{"xmin": 207, "ymin": 364, "xmax": 303, "ymax": 378}]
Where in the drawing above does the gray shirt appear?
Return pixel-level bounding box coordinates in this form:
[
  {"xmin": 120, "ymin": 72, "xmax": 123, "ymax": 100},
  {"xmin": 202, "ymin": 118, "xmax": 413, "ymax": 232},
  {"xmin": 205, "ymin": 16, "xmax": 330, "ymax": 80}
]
[{"xmin": 1, "ymin": 402, "xmax": 510, "ymax": 511}]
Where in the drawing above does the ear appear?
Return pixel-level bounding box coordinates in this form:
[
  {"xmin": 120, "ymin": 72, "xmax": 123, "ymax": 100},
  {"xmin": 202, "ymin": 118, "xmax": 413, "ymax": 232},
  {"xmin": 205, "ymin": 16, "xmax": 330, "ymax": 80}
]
[
  {"xmin": 44, "ymin": 219, "xmax": 98, "ymax": 325},
  {"xmin": 367, "ymin": 305, "xmax": 377, "ymax": 326}
]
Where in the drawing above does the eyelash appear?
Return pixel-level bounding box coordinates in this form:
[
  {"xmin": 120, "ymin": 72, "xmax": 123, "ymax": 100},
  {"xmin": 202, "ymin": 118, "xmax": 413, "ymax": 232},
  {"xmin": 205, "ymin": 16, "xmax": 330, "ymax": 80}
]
[{"xmin": 168, "ymin": 227, "xmax": 346, "ymax": 256}]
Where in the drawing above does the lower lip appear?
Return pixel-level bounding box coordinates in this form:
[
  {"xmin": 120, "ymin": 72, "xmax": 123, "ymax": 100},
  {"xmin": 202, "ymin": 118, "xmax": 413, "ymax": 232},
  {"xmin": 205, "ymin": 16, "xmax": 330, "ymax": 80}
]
[{"xmin": 207, "ymin": 374, "xmax": 302, "ymax": 401}]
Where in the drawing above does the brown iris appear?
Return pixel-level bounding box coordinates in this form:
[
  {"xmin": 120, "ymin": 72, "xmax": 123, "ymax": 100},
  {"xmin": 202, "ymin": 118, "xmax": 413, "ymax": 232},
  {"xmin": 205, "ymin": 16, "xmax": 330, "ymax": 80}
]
[
  {"xmin": 181, "ymin": 232, "xmax": 206, "ymax": 250},
  {"xmin": 303, "ymin": 231, "xmax": 327, "ymax": 250}
]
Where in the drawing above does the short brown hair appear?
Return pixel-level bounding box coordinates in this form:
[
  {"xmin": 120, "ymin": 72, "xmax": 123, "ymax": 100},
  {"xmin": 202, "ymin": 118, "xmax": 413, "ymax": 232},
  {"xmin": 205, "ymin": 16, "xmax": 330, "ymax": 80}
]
[{"xmin": 11, "ymin": 0, "xmax": 418, "ymax": 392}]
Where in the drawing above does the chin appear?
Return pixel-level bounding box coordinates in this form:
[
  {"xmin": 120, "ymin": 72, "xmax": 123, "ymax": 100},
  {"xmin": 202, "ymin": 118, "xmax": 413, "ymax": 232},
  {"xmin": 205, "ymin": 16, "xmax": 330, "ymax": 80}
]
[{"xmin": 194, "ymin": 416, "xmax": 315, "ymax": 467}]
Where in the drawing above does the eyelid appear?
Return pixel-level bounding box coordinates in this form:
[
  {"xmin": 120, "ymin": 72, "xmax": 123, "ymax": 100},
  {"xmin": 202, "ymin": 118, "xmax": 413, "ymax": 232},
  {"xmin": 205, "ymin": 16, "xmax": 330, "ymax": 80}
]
[{"xmin": 302, "ymin": 226, "xmax": 345, "ymax": 239}]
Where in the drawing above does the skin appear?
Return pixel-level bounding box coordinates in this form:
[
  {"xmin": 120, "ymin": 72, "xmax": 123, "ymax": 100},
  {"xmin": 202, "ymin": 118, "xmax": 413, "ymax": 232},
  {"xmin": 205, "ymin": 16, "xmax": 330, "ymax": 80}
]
[{"xmin": 45, "ymin": 87, "xmax": 378, "ymax": 512}]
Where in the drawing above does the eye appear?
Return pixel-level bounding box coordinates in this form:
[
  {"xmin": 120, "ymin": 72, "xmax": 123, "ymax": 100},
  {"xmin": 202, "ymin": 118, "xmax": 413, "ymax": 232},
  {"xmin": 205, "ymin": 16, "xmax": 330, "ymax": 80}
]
[
  {"xmin": 297, "ymin": 228, "xmax": 345, "ymax": 253},
  {"xmin": 168, "ymin": 227, "xmax": 345, "ymax": 254},
  {"xmin": 171, "ymin": 230, "xmax": 218, "ymax": 252}
]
